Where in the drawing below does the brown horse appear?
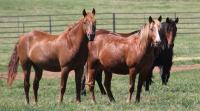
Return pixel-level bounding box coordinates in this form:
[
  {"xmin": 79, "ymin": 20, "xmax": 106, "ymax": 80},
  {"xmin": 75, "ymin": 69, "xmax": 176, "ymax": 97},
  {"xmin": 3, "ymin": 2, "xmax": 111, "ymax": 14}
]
[
  {"xmin": 86, "ymin": 16, "xmax": 161, "ymax": 103},
  {"xmin": 81, "ymin": 29, "xmax": 140, "ymax": 96},
  {"xmin": 7, "ymin": 8, "xmax": 96, "ymax": 104}
]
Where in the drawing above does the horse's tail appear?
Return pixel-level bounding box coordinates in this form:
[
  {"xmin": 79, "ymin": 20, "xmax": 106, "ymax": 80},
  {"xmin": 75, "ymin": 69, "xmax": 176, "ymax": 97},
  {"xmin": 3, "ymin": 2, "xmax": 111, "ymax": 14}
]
[{"xmin": 7, "ymin": 42, "xmax": 19, "ymax": 86}]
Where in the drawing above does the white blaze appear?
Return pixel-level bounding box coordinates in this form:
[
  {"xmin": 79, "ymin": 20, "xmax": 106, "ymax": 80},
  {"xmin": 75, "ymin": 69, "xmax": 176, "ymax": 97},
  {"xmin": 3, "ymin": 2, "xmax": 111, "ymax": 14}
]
[{"xmin": 155, "ymin": 27, "xmax": 161, "ymax": 42}]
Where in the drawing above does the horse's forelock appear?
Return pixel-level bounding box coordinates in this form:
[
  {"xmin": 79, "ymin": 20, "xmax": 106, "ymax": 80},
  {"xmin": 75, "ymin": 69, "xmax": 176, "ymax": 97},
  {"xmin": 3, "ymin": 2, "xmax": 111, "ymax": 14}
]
[
  {"xmin": 154, "ymin": 20, "xmax": 161, "ymax": 29},
  {"xmin": 84, "ymin": 12, "xmax": 96, "ymax": 23}
]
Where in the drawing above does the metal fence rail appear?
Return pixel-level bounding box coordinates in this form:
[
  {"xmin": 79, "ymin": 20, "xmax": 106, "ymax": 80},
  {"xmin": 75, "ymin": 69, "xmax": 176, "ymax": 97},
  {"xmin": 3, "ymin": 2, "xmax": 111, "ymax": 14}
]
[{"xmin": 0, "ymin": 12, "xmax": 199, "ymax": 40}]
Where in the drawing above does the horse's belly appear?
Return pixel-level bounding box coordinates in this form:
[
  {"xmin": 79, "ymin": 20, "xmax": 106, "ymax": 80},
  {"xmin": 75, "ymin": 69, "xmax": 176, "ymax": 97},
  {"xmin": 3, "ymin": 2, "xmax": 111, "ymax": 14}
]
[
  {"xmin": 30, "ymin": 58, "xmax": 61, "ymax": 72},
  {"xmin": 99, "ymin": 55, "xmax": 129, "ymax": 74},
  {"xmin": 101, "ymin": 63, "xmax": 129, "ymax": 74},
  {"xmin": 38, "ymin": 61, "xmax": 61, "ymax": 72},
  {"xmin": 29, "ymin": 46, "xmax": 61, "ymax": 71},
  {"xmin": 110, "ymin": 67, "xmax": 129, "ymax": 74}
]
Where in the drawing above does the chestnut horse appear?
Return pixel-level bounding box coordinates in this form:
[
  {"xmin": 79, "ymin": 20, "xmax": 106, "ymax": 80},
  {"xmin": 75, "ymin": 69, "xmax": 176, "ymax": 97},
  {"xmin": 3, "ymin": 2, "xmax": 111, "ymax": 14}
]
[
  {"xmin": 86, "ymin": 16, "xmax": 161, "ymax": 103},
  {"xmin": 145, "ymin": 17, "xmax": 179, "ymax": 91},
  {"xmin": 81, "ymin": 29, "xmax": 139, "ymax": 95},
  {"xmin": 7, "ymin": 9, "xmax": 96, "ymax": 104}
]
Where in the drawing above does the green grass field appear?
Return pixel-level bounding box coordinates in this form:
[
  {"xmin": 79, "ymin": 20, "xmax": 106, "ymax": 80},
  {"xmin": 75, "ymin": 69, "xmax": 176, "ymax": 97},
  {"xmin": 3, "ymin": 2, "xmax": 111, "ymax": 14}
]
[
  {"xmin": 0, "ymin": 0, "xmax": 200, "ymax": 15},
  {"xmin": 0, "ymin": 0, "xmax": 200, "ymax": 110},
  {"xmin": 1, "ymin": 69, "xmax": 200, "ymax": 111}
]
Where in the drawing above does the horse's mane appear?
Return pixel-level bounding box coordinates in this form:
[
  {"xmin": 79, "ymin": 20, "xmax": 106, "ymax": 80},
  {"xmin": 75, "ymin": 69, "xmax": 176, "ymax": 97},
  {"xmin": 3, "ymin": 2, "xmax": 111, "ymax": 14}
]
[
  {"xmin": 57, "ymin": 17, "xmax": 84, "ymax": 47},
  {"xmin": 64, "ymin": 18, "xmax": 84, "ymax": 33},
  {"xmin": 139, "ymin": 23, "xmax": 149, "ymax": 40}
]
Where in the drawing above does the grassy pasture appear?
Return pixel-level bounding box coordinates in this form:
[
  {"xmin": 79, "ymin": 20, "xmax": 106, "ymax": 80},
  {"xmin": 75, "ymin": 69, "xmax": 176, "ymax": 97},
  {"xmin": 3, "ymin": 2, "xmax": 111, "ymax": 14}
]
[
  {"xmin": 1, "ymin": 69, "xmax": 200, "ymax": 111},
  {"xmin": 0, "ymin": 0, "xmax": 200, "ymax": 15}
]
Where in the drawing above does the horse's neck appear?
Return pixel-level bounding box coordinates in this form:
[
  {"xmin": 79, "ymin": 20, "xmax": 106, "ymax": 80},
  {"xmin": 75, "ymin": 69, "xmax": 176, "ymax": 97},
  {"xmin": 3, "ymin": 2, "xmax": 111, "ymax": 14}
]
[
  {"xmin": 59, "ymin": 21, "xmax": 87, "ymax": 50},
  {"xmin": 160, "ymin": 23, "xmax": 169, "ymax": 48}
]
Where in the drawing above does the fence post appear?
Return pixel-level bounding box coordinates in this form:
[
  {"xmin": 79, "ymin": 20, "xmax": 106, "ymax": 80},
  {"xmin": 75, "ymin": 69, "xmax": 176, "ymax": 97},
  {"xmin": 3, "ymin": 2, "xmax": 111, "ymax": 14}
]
[
  {"xmin": 49, "ymin": 15, "xmax": 52, "ymax": 34},
  {"xmin": 112, "ymin": 13, "xmax": 116, "ymax": 32},
  {"xmin": 22, "ymin": 23, "xmax": 25, "ymax": 34},
  {"xmin": 17, "ymin": 16, "xmax": 20, "ymax": 36},
  {"xmin": 174, "ymin": 12, "xmax": 176, "ymax": 19}
]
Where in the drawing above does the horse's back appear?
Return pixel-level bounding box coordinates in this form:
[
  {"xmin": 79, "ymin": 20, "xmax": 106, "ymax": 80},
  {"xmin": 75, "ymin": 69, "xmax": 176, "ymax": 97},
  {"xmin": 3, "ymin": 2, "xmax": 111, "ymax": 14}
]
[
  {"xmin": 17, "ymin": 30, "xmax": 61, "ymax": 71},
  {"xmin": 90, "ymin": 33, "xmax": 135, "ymax": 74},
  {"xmin": 96, "ymin": 29, "xmax": 111, "ymax": 35}
]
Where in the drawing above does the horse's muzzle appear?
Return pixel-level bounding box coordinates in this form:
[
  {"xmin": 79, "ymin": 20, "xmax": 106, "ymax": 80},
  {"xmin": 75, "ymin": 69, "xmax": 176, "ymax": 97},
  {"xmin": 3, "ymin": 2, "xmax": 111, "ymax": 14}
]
[
  {"xmin": 87, "ymin": 34, "xmax": 95, "ymax": 41},
  {"xmin": 152, "ymin": 42, "xmax": 161, "ymax": 47},
  {"xmin": 167, "ymin": 43, "xmax": 174, "ymax": 49}
]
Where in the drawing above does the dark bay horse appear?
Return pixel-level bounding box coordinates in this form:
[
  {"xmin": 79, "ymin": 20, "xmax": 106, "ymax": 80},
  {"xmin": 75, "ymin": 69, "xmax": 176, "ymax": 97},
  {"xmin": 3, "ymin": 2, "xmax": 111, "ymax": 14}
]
[
  {"xmin": 145, "ymin": 17, "xmax": 179, "ymax": 90},
  {"xmin": 7, "ymin": 9, "xmax": 96, "ymax": 104},
  {"xmin": 86, "ymin": 16, "xmax": 161, "ymax": 103}
]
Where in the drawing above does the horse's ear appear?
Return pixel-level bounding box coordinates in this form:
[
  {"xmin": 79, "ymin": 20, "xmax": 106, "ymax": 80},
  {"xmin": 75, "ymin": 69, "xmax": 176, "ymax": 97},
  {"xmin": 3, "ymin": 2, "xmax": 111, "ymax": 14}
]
[
  {"xmin": 175, "ymin": 17, "xmax": 179, "ymax": 24},
  {"xmin": 166, "ymin": 17, "xmax": 170, "ymax": 23},
  {"xmin": 158, "ymin": 15, "xmax": 162, "ymax": 22},
  {"xmin": 82, "ymin": 9, "xmax": 87, "ymax": 17},
  {"xmin": 92, "ymin": 8, "xmax": 95, "ymax": 15},
  {"xmin": 149, "ymin": 16, "xmax": 153, "ymax": 23}
]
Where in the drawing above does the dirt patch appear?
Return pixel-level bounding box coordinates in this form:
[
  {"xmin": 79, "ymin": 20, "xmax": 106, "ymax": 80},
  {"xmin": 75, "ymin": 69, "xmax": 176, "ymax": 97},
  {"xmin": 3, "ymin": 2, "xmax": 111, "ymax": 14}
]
[
  {"xmin": 173, "ymin": 57, "xmax": 200, "ymax": 61},
  {"xmin": 154, "ymin": 64, "xmax": 200, "ymax": 73},
  {"xmin": 1, "ymin": 64, "xmax": 200, "ymax": 80}
]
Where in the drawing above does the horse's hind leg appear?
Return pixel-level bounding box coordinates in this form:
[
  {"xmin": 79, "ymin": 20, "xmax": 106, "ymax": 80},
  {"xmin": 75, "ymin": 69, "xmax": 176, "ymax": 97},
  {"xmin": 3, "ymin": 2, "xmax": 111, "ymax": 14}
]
[
  {"xmin": 75, "ymin": 68, "xmax": 84, "ymax": 102},
  {"xmin": 96, "ymin": 70, "xmax": 106, "ymax": 95},
  {"xmin": 33, "ymin": 65, "xmax": 43, "ymax": 104},
  {"xmin": 87, "ymin": 67, "xmax": 96, "ymax": 103},
  {"xmin": 104, "ymin": 71, "xmax": 115, "ymax": 102},
  {"xmin": 21, "ymin": 62, "xmax": 31, "ymax": 104}
]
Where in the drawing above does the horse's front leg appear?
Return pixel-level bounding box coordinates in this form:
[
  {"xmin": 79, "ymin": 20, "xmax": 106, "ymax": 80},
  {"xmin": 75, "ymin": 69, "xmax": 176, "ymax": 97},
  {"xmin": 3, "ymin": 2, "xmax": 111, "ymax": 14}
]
[
  {"xmin": 81, "ymin": 65, "xmax": 87, "ymax": 96},
  {"xmin": 145, "ymin": 66, "xmax": 154, "ymax": 91},
  {"xmin": 136, "ymin": 70, "xmax": 148, "ymax": 102},
  {"xmin": 75, "ymin": 67, "xmax": 84, "ymax": 102},
  {"xmin": 127, "ymin": 68, "xmax": 137, "ymax": 103},
  {"xmin": 59, "ymin": 67, "xmax": 70, "ymax": 103}
]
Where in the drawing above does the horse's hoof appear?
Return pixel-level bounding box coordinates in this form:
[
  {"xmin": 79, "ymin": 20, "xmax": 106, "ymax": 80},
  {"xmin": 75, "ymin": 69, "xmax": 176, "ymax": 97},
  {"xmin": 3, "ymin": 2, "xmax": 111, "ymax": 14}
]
[
  {"xmin": 126, "ymin": 99, "xmax": 131, "ymax": 104},
  {"xmin": 110, "ymin": 99, "xmax": 116, "ymax": 103},
  {"xmin": 91, "ymin": 100, "xmax": 96, "ymax": 104},
  {"xmin": 135, "ymin": 99, "xmax": 140, "ymax": 103},
  {"xmin": 25, "ymin": 102, "xmax": 30, "ymax": 105},
  {"xmin": 75, "ymin": 99, "xmax": 81, "ymax": 103},
  {"xmin": 57, "ymin": 99, "xmax": 63, "ymax": 104},
  {"xmin": 32, "ymin": 101, "xmax": 38, "ymax": 105},
  {"xmin": 81, "ymin": 91, "xmax": 86, "ymax": 96},
  {"xmin": 101, "ymin": 92, "xmax": 107, "ymax": 95}
]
